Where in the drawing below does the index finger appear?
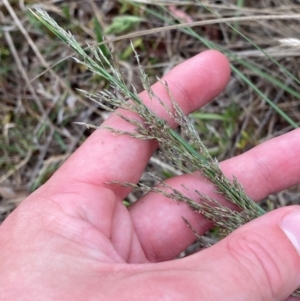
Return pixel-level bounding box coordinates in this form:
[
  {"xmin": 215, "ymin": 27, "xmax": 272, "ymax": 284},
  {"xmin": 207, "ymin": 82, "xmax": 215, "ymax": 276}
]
[{"xmin": 45, "ymin": 50, "xmax": 231, "ymax": 199}]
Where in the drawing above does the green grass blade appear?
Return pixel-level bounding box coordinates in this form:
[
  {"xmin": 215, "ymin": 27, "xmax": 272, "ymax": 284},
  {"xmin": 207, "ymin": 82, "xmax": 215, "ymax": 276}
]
[{"xmin": 140, "ymin": 3, "xmax": 299, "ymax": 128}]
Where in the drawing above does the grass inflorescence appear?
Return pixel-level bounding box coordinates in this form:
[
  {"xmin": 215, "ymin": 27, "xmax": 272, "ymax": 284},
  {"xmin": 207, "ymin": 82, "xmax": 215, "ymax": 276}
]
[{"xmin": 31, "ymin": 7, "xmax": 266, "ymax": 233}]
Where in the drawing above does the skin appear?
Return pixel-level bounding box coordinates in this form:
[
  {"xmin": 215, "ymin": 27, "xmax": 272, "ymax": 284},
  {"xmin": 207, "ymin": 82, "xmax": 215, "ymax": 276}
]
[{"xmin": 1, "ymin": 50, "xmax": 300, "ymax": 300}]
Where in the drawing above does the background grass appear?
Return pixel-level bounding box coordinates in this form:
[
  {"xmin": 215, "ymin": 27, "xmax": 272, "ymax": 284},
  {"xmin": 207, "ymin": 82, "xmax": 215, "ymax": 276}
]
[{"xmin": 1, "ymin": 0, "xmax": 300, "ymax": 223}]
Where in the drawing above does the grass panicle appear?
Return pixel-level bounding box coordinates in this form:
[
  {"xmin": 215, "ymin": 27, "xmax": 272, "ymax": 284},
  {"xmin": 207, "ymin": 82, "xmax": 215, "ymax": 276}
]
[{"xmin": 31, "ymin": 7, "xmax": 265, "ymax": 231}]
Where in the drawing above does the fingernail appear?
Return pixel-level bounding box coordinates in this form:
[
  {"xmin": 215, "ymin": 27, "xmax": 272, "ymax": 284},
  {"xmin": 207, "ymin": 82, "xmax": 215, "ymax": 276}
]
[{"xmin": 281, "ymin": 210, "xmax": 300, "ymax": 254}]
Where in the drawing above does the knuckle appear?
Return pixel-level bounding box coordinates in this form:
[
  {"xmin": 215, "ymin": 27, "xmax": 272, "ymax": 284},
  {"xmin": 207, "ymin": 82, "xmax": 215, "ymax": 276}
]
[{"xmin": 226, "ymin": 232, "xmax": 285, "ymax": 299}]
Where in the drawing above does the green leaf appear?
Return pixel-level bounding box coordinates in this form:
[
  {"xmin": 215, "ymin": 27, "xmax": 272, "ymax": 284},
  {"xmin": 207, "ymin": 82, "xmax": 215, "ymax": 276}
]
[
  {"xmin": 93, "ymin": 17, "xmax": 110, "ymax": 59},
  {"xmin": 105, "ymin": 15, "xmax": 144, "ymax": 35}
]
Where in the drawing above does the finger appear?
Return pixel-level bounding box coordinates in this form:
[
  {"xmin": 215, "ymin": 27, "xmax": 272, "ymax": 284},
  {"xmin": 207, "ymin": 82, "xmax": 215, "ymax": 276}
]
[
  {"xmin": 179, "ymin": 206, "xmax": 300, "ymax": 301},
  {"xmin": 44, "ymin": 50, "xmax": 230, "ymax": 199},
  {"xmin": 129, "ymin": 129, "xmax": 300, "ymax": 261}
]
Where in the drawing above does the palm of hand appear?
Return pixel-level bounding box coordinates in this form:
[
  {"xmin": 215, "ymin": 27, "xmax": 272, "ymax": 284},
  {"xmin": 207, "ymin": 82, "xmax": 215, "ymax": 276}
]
[{"xmin": 2, "ymin": 181, "xmax": 202, "ymax": 300}]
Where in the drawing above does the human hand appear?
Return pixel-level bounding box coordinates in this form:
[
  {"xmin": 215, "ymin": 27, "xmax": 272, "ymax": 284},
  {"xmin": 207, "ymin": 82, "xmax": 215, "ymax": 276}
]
[{"xmin": 1, "ymin": 50, "xmax": 300, "ymax": 301}]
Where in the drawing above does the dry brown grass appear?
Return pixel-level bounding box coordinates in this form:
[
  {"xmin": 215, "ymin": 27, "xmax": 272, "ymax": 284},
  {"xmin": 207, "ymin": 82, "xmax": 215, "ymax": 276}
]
[{"xmin": 1, "ymin": 0, "xmax": 300, "ymax": 223}]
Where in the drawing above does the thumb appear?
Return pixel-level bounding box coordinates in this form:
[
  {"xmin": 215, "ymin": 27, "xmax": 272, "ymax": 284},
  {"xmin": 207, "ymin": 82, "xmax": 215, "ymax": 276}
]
[{"xmin": 189, "ymin": 206, "xmax": 300, "ymax": 301}]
